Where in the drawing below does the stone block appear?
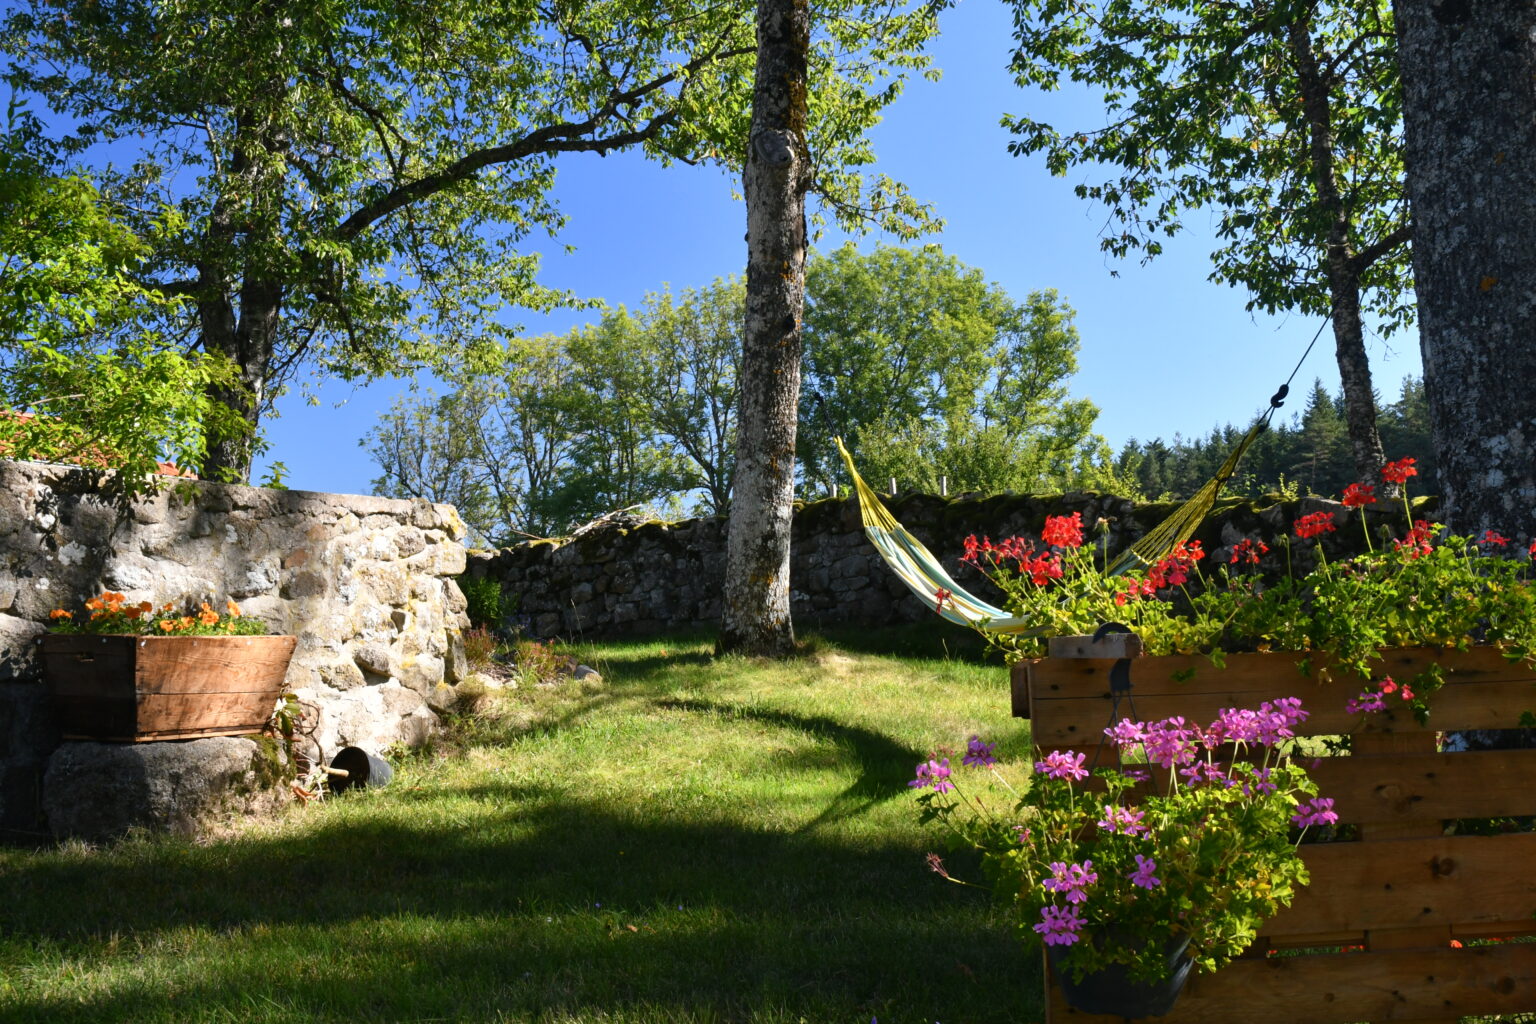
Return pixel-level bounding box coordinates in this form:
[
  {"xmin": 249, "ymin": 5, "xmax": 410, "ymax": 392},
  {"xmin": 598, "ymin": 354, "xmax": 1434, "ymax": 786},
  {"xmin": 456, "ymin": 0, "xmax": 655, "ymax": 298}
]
[
  {"xmin": 43, "ymin": 737, "xmax": 292, "ymax": 841},
  {"xmin": 352, "ymin": 644, "xmax": 393, "ymax": 679}
]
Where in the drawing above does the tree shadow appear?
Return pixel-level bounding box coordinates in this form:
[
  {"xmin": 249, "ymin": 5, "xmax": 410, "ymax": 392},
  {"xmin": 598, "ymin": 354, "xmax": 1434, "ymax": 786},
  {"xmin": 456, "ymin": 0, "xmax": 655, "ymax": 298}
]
[{"xmin": 0, "ymin": 789, "xmax": 1037, "ymax": 1023}]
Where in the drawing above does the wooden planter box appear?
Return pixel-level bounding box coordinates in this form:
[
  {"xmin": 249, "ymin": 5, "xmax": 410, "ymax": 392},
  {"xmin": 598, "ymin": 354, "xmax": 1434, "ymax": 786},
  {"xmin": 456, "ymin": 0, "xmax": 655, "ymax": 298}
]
[
  {"xmin": 39, "ymin": 634, "xmax": 298, "ymax": 742},
  {"xmin": 1013, "ymin": 642, "xmax": 1536, "ymax": 1024}
]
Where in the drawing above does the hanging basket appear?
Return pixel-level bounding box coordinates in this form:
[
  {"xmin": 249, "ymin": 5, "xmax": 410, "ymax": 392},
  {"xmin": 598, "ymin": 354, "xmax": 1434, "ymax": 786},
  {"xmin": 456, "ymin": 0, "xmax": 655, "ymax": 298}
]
[{"xmin": 1048, "ymin": 930, "xmax": 1194, "ymax": 1019}]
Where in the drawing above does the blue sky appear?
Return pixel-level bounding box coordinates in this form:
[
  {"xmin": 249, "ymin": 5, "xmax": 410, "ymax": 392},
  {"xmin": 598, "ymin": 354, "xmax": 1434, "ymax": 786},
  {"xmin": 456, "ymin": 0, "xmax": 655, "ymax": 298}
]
[{"xmin": 234, "ymin": 0, "xmax": 1423, "ymax": 498}]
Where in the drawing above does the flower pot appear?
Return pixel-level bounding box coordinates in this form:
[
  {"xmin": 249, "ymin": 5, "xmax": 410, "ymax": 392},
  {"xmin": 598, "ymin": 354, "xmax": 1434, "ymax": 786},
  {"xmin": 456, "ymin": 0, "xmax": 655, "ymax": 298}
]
[
  {"xmin": 1048, "ymin": 931, "xmax": 1194, "ymax": 1019},
  {"xmin": 38, "ymin": 634, "xmax": 298, "ymax": 742}
]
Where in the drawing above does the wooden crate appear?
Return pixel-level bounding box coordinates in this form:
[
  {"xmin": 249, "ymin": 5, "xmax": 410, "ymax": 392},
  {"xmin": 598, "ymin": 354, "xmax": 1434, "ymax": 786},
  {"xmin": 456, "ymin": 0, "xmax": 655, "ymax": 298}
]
[
  {"xmin": 1012, "ymin": 645, "xmax": 1536, "ymax": 1024},
  {"xmin": 40, "ymin": 634, "xmax": 298, "ymax": 742}
]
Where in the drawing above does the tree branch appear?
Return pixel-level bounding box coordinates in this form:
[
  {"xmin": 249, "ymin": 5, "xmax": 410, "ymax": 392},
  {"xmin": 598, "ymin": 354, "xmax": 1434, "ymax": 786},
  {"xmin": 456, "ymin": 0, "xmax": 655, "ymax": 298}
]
[
  {"xmin": 1350, "ymin": 223, "xmax": 1412, "ymax": 275},
  {"xmin": 333, "ymin": 42, "xmax": 751, "ymax": 241}
]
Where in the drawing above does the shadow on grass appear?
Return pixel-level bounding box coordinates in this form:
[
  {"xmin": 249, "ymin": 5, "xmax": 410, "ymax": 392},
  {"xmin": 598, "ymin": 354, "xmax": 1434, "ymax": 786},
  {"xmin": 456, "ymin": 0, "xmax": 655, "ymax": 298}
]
[
  {"xmin": 803, "ymin": 621, "xmax": 994, "ymax": 664},
  {"xmin": 655, "ymin": 699, "xmax": 924, "ymax": 833},
  {"xmin": 0, "ymin": 789, "xmax": 1038, "ymax": 1024}
]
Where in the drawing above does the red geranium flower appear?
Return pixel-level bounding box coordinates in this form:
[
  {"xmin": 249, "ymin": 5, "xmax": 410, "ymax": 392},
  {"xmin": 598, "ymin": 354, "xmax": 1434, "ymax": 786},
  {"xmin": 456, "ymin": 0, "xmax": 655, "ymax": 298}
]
[
  {"xmin": 1041, "ymin": 511, "xmax": 1085, "ymax": 549},
  {"xmin": 1294, "ymin": 511, "xmax": 1337, "ymax": 539},
  {"xmin": 1341, "ymin": 483, "xmax": 1376, "ymax": 508},
  {"xmin": 1381, "ymin": 457, "xmax": 1418, "ymax": 484},
  {"xmin": 1230, "ymin": 538, "xmax": 1269, "ymax": 566},
  {"xmin": 1481, "ymin": 530, "xmax": 1511, "ymax": 548},
  {"xmin": 1394, "ymin": 519, "xmax": 1434, "ymax": 559}
]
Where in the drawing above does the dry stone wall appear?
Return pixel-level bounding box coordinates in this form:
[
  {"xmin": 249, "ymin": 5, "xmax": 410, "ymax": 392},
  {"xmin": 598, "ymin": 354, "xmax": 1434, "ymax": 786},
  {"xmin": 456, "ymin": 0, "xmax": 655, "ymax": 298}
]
[
  {"xmin": 470, "ymin": 490, "xmax": 1417, "ymax": 639},
  {"xmin": 0, "ymin": 459, "xmax": 471, "ymax": 836}
]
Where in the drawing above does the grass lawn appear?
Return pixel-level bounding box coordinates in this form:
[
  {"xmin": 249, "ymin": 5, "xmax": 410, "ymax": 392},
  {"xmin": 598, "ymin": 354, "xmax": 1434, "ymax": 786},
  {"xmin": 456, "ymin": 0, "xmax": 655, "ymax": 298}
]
[{"xmin": 0, "ymin": 624, "xmax": 1042, "ymax": 1023}]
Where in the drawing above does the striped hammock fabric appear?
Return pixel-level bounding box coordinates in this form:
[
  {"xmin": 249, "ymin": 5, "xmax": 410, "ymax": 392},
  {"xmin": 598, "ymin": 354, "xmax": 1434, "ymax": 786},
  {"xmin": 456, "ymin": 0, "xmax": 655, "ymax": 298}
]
[{"xmin": 834, "ymin": 438, "xmax": 1048, "ymax": 635}]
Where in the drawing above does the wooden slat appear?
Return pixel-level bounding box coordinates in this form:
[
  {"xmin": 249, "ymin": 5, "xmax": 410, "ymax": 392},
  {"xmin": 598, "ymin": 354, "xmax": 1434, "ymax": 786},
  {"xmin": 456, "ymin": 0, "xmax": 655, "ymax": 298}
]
[
  {"xmin": 1011, "ymin": 661, "xmax": 1030, "ymax": 719},
  {"xmin": 1048, "ymin": 942, "xmax": 1536, "ymax": 1023},
  {"xmin": 1354, "ymin": 733, "xmax": 1455, "ymax": 955},
  {"xmin": 1309, "ymin": 748, "xmax": 1536, "ymax": 824},
  {"xmin": 1027, "ymin": 660, "xmax": 1536, "ymax": 745},
  {"xmin": 135, "ymin": 635, "xmax": 297, "ymax": 695},
  {"xmin": 1265, "ymin": 834, "xmax": 1536, "ymax": 936},
  {"xmin": 137, "ymin": 690, "xmax": 276, "ymax": 735}
]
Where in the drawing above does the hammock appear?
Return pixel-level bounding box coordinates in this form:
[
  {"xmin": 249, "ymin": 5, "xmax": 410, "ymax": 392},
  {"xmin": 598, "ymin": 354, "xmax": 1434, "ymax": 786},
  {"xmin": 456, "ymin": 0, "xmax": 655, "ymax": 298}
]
[
  {"xmin": 835, "ymin": 437, "xmax": 1048, "ymax": 635},
  {"xmin": 835, "ymin": 375, "xmax": 1299, "ymax": 635}
]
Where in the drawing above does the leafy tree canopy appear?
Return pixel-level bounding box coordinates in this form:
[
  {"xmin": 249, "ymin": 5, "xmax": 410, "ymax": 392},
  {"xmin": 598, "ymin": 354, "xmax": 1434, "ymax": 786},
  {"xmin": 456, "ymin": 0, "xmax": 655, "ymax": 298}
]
[
  {"xmin": 2, "ymin": 0, "xmax": 942, "ymax": 479},
  {"xmin": 0, "ymin": 102, "xmax": 243, "ymax": 490},
  {"xmin": 1004, "ymin": 0, "xmax": 1410, "ymax": 328}
]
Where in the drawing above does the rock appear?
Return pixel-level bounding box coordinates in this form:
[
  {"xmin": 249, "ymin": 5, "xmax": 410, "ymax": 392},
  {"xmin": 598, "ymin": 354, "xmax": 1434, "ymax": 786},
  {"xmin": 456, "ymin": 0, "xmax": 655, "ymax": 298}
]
[
  {"xmin": 573, "ymin": 665, "xmax": 602, "ymax": 682},
  {"xmin": 42, "ymin": 737, "xmax": 292, "ymax": 841},
  {"xmin": 352, "ymin": 644, "xmax": 393, "ymax": 678}
]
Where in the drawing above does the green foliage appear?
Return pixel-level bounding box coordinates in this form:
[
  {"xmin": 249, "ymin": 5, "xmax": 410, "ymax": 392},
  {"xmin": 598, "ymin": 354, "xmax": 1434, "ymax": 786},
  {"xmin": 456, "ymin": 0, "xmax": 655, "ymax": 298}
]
[
  {"xmin": 461, "ymin": 627, "xmax": 498, "ymax": 671},
  {"xmin": 455, "ymin": 575, "xmax": 506, "ymax": 631},
  {"xmin": 1116, "ymin": 376, "xmax": 1435, "ymax": 500},
  {"xmin": 510, "ymin": 638, "xmax": 569, "ymax": 687},
  {"xmin": 1004, "ymin": 0, "xmax": 1410, "ymax": 330},
  {"xmin": 2, "ymin": 0, "xmax": 942, "ymax": 479},
  {"xmin": 370, "ymin": 247, "xmax": 1114, "ymax": 534},
  {"xmin": 968, "ymin": 477, "xmax": 1536, "ymax": 722},
  {"xmin": 802, "ymin": 248, "xmax": 1117, "ymax": 495},
  {"xmin": 916, "ymin": 721, "xmax": 1319, "ymax": 982},
  {"xmin": 0, "ymin": 105, "xmax": 246, "ymax": 489}
]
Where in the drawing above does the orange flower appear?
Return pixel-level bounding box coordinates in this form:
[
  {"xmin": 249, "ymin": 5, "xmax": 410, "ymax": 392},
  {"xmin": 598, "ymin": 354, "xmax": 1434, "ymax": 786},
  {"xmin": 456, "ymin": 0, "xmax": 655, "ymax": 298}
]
[
  {"xmin": 48, "ymin": 609, "xmax": 72, "ymax": 620},
  {"xmin": 159, "ymin": 619, "xmax": 176, "ymax": 633},
  {"xmin": 106, "ymin": 591, "xmax": 125, "ymax": 602},
  {"xmin": 199, "ymin": 610, "xmax": 219, "ymax": 626},
  {"xmin": 161, "ymin": 603, "xmax": 175, "ymax": 612},
  {"xmin": 124, "ymin": 607, "xmax": 143, "ymax": 620},
  {"xmin": 84, "ymin": 598, "xmax": 104, "ymax": 611},
  {"xmin": 226, "ymin": 599, "xmax": 241, "ymax": 617},
  {"xmin": 138, "ymin": 601, "xmax": 153, "ymax": 614},
  {"xmin": 89, "ymin": 610, "xmax": 104, "ymax": 621},
  {"xmin": 179, "ymin": 616, "xmax": 195, "ymax": 630}
]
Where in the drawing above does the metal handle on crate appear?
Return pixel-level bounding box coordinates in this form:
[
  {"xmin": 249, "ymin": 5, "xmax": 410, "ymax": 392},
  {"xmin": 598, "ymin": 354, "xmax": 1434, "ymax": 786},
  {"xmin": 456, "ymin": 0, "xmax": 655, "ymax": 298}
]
[{"xmin": 1093, "ymin": 622, "xmax": 1135, "ymax": 695}]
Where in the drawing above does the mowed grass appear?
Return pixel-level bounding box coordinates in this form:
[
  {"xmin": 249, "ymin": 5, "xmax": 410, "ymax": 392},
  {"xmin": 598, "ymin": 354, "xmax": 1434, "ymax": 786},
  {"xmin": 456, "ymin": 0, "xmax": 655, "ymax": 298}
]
[{"xmin": 0, "ymin": 625, "xmax": 1041, "ymax": 1024}]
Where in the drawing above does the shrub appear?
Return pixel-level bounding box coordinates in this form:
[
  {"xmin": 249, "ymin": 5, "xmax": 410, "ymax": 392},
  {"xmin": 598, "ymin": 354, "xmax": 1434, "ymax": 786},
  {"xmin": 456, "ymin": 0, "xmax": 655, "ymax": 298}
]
[
  {"xmin": 463, "ymin": 626, "xmax": 498, "ymax": 671},
  {"xmin": 457, "ymin": 574, "xmax": 506, "ymax": 630},
  {"xmin": 512, "ymin": 638, "xmax": 568, "ymax": 686}
]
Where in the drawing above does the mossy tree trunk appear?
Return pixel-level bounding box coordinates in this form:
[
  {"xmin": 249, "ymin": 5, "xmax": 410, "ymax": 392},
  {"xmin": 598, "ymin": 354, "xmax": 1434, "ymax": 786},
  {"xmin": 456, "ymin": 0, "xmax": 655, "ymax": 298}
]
[
  {"xmin": 1396, "ymin": 0, "xmax": 1536, "ymax": 540},
  {"xmin": 719, "ymin": 0, "xmax": 810, "ymax": 656}
]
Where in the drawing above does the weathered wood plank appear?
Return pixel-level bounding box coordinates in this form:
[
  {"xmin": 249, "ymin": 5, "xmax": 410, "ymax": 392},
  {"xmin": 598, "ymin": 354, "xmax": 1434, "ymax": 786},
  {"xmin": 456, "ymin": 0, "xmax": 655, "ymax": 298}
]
[
  {"xmin": 42, "ymin": 634, "xmax": 295, "ymax": 740},
  {"xmin": 1353, "ymin": 733, "xmax": 1458, "ymax": 955},
  {"xmin": 1026, "ymin": 646, "xmax": 1536, "ymax": 744},
  {"xmin": 1012, "ymin": 661, "xmax": 1031, "ymax": 719},
  {"xmin": 1028, "ymin": 672, "xmax": 1536, "ymax": 745},
  {"xmin": 1048, "ymin": 943, "xmax": 1536, "ymax": 1022},
  {"xmin": 1308, "ymin": 748, "xmax": 1536, "ymax": 824},
  {"xmin": 1266, "ymin": 834, "xmax": 1536, "ymax": 936},
  {"xmin": 135, "ymin": 635, "xmax": 297, "ymax": 695}
]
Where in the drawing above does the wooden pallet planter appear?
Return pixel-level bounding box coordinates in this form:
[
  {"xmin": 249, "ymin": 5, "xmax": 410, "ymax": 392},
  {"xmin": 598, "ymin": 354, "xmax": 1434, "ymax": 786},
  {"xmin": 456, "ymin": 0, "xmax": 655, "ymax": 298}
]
[
  {"xmin": 1012, "ymin": 643, "xmax": 1536, "ymax": 1024},
  {"xmin": 40, "ymin": 634, "xmax": 298, "ymax": 742}
]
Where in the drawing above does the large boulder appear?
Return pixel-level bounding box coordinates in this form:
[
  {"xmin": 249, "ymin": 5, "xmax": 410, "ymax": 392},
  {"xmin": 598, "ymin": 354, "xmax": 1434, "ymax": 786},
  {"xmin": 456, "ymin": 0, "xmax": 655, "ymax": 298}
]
[{"xmin": 42, "ymin": 737, "xmax": 292, "ymax": 841}]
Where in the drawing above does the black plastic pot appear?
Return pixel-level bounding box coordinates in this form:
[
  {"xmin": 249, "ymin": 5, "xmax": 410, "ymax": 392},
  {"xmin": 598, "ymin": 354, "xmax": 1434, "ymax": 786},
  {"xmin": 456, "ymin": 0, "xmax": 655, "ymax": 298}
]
[
  {"xmin": 327, "ymin": 747, "xmax": 393, "ymax": 794},
  {"xmin": 1048, "ymin": 931, "xmax": 1193, "ymax": 1019}
]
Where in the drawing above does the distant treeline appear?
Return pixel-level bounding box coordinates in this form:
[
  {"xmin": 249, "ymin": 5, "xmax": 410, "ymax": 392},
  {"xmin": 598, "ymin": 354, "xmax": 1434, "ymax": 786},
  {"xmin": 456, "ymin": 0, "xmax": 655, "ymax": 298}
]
[{"xmin": 1113, "ymin": 377, "xmax": 1435, "ymax": 501}]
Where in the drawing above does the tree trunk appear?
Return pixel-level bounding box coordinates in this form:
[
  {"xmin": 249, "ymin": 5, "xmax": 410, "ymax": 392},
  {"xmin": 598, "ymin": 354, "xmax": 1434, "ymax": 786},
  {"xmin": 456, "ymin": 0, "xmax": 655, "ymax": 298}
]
[
  {"xmin": 198, "ymin": 276, "xmax": 280, "ymax": 483},
  {"xmin": 1288, "ymin": 19, "xmax": 1388, "ymax": 489},
  {"xmin": 718, "ymin": 0, "xmax": 810, "ymax": 656},
  {"xmin": 1395, "ymin": 0, "xmax": 1536, "ymax": 539}
]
